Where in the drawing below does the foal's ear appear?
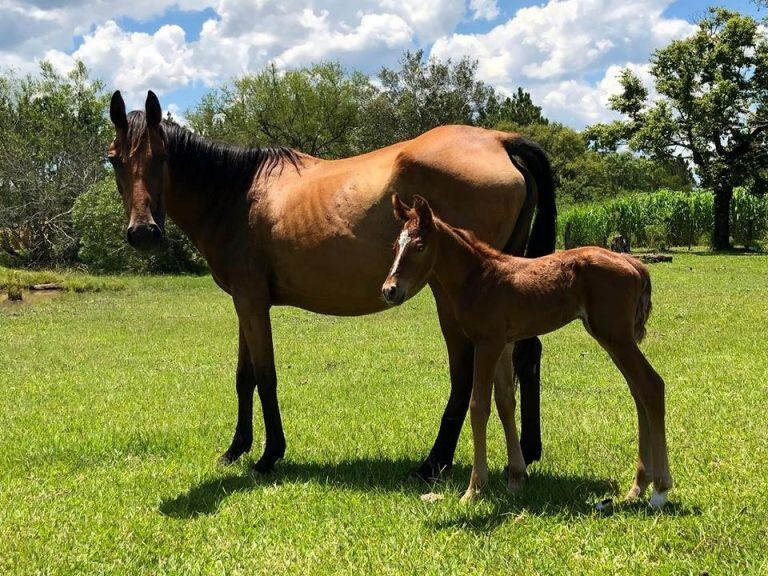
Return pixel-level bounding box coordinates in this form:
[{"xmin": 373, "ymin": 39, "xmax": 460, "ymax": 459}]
[
  {"xmin": 145, "ymin": 90, "xmax": 162, "ymax": 128},
  {"xmin": 392, "ymin": 194, "xmax": 411, "ymax": 222},
  {"xmin": 110, "ymin": 90, "xmax": 127, "ymax": 132},
  {"xmin": 412, "ymin": 195, "xmax": 433, "ymax": 230}
]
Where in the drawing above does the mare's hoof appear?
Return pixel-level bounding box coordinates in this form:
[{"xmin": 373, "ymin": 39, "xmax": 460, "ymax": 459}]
[
  {"xmin": 252, "ymin": 452, "xmax": 283, "ymax": 474},
  {"xmin": 218, "ymin": 451, "xmax": 240, "ymax": 466},
  {"xmin": 411, "ymin": 457, "xmax": 452, "ymax": 483}
]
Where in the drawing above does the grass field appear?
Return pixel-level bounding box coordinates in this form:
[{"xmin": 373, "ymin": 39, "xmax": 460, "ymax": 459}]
[{"xmin": 1, "ymin": 252, "xmax": 767, "ymax": 574}]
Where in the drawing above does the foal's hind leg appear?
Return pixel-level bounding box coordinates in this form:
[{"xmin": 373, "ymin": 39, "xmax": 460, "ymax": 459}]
[
  {"xmin": 601, "ymin": 339, "xmax": 673, "ymax": 507},
  {"xmin": 494, "ymin": 345, "xmax": 527, "ymax": 494}
]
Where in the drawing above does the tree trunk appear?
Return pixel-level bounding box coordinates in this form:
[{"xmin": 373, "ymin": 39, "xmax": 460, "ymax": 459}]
[{"xmin": 712, "ymin": 185, "xmax": 733, "ymax": 251}]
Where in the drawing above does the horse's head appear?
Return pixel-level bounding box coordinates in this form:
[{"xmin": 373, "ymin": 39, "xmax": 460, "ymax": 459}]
[
  {"xmin": 382, "ymin": 194, "xmax": 438, "ymax": 306},
  {"xmin": 107, "ymin": 90, "xmax": 168, "ymax": 252}
]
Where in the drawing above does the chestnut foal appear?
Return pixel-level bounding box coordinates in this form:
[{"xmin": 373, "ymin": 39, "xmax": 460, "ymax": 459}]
[{"xmin": 382, "ymin": 195, "xmax": 673, "ymax": 508}]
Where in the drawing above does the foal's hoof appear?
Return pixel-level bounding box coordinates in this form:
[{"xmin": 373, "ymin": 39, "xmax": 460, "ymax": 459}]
[
  {"xmin": 649, "ymin": 489, "xmax": 669, "ymax": 509},
  {"xmin": 506, "ymin": 475, "xmax": 527, "ymax": 495},
  {"xmin": 625, "ymin": 485, "xmax": 645, "ymax": 502},
  {"xmin": 460, "ymin": 489, "xmax": 479, "ymax": 504},
  {"xmin": 251, "ymin": 451, "xmax": 283, "ymax": 474}
]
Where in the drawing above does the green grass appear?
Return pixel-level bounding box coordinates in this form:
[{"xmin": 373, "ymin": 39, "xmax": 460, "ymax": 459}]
[{"xmin": 1, "ymin": 253, "xmax": 767, "ymax": 574}]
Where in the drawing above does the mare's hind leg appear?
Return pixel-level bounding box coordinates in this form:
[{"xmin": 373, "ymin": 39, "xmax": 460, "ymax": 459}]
[
  {"xmin": 600, "ymin": 338, "xmax": 673, "ymax": 508},
  {"xmin": 513, "ymin": 338, "xmax": 543, "ymax": 465},
  {"xmin": 461, "ymin": 339, "xmax": 505, "ymax": 504},
  {"xmin": 494, "ymin": 345, "xmax": 527, "ymax": 494}
]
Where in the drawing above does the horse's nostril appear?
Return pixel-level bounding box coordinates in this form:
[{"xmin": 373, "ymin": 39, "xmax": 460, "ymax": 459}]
[{"xmin": 383, "ymin": 285, "xmax": 398, "ymax": 301}]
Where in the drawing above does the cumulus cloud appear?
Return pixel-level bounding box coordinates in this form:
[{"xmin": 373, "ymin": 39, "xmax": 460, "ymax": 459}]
[
  {"xmin": 44, "ymin": 21, "xmax": 200, "ymax": 105},
  {"xmin": 469, "ymin": 0, "xmax": 499, "ymax": 21},
  {"xmin": 431, "ymin": 0, "xmax": 695, "ymax": 125},
  {"xmin": 2, "ymin": 0, "xmax": 697, "ymax": 126}
]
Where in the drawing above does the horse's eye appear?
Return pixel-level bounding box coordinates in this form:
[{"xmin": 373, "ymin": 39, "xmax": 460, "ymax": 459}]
[{"xmin": 416, "ymin": 243, "xmax": 425, "ymax": 252}]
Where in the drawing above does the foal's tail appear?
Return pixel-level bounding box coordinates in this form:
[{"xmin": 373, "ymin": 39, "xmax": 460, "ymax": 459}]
[{"xmin": 624, "ymin": 255, "xmax": 653, "ymax": 343}]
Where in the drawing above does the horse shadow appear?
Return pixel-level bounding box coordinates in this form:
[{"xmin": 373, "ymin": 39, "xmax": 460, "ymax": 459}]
[{"xmin": 158, "ymin": 456, "xmax": 697, "ymax": 526}]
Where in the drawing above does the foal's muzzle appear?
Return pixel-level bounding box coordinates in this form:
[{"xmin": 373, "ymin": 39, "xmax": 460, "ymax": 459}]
[
  {"xmin": 126, "ymin": 222, "xmax": 163, "ymax": 252},
  {"xmin": 382, "ymin": 283, "xmax": 405, "ymax": 306}
]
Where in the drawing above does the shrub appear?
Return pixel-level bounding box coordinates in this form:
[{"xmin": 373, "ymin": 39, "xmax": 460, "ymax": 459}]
[{"xmin": 72, "ymin": 179, "xmax": 207, "ymax": 273}]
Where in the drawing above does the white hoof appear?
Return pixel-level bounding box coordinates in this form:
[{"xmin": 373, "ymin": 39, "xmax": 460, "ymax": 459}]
[{"xmin": 649, "ymin": 489, "xmax": 668, "ymax": 509}]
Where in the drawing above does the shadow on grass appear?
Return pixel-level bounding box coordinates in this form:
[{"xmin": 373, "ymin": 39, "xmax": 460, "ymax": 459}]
[
  {"xmin": 428, "ymin": 471, "xmax": 701, "ymax": 533},
  {"xmin": 159, "ymin": 457, "xmax": 432, "ymax": 519},
  {"xmin": 158, "ymin": 457, "xmax": 698, "ymax": 526}
]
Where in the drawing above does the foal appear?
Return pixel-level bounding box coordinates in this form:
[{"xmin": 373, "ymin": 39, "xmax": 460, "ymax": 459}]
[{"xmin": 382, "ymin": 195, "xmax": 673, "ymax": 508}]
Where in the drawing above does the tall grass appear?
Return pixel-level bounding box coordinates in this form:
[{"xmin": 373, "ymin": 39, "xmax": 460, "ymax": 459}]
[{"xmin": 559, "ymin": 188, "xmax": 767, "ymax": 250}]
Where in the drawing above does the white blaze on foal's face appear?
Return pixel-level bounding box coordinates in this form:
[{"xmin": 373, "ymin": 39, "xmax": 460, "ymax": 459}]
[{"xmin": 389, "ymin": 228, "xmax": 411, "ymax": 276}]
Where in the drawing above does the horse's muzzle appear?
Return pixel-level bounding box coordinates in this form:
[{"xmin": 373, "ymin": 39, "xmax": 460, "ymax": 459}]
[
  {"xmin": 126, "ymin": 222, "xmax": 164, "ymax": 252},
  {"xmin": 382, "ymin": 283, "xmax": 405, "ymax": 306}
]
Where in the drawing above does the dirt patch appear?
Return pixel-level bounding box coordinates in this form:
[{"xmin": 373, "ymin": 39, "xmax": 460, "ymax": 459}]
[{"xmin": 0, "ymin": 289, "xmax": 62, "ymax": 309}]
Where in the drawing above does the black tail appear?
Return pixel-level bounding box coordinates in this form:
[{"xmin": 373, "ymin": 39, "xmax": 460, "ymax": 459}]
[
  {"xmin": 503, "ymin": 136, "xmax": 556, "ymax": 466},
  {"xmin": 503, "ymin": 136, "xmax": 557, "ymax": 258}
]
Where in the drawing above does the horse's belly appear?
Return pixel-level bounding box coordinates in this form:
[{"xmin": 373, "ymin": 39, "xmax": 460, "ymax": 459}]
[{"xmin": 269, "ymin": 247, "xmax": 412, "ymax": 316}]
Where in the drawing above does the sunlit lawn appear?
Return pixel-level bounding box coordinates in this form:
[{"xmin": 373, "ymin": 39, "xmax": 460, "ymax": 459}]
[{"xmin": 1, "ymin": 252, "xmax": 767, "ymax": 574}]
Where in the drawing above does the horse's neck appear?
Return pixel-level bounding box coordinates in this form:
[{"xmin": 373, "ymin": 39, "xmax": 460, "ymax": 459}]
[
  {"xmin": 163, "ymin": 167, "xmax": 246, "ymax": 258},
  {"xmin": 432, "ymin": 223, "xmax": 489, "ymax": 295}
]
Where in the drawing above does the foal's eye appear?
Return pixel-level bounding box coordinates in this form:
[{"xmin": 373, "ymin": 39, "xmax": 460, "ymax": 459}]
[{"xmin": 415, "ymin": 243, "xmax": 425, "ymax": 252}]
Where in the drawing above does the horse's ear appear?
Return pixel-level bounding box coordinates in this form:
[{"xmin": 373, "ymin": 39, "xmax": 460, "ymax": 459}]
[
  {"xmin": 412, "ymin": 195, "xmax": 433, "ymax": 230},
  {"xmin": 110, "ymin": 90, "xmax": 127, "ymax": 131},
  {"xmin": 145, "ymin": 90, "xmax": 162, "ymax": 128},
  {"xmin": 392, "ymin": 194, "xmax": 411, "ymax": 222}
]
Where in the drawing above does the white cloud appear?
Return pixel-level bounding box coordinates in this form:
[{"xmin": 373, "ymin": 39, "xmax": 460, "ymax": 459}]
[
  {"xmin": 431, "ymin": 0, "xmax": 695, "ymax": 126},
  {"xmin": 2, "ymin": 0, "xmax": 697, "ymax": 127},
  {"xmin": 469, "ymin": 0, "xmax": 499, "ymax": 21},
  {"xmin": 44, "ymin": 20, "xmax": 199, "ymax": 106}
]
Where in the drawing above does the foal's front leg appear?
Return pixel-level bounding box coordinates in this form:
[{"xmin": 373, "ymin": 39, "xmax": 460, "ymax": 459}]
[{"xmin": 461, "ymin": 339, "xmax": 505, "ymax": 504}]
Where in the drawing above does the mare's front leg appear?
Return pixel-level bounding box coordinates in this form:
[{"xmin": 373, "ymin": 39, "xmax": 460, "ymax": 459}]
[
  {"xmin": 219, "ymin": 326, "xmax": 256, "ymax": 464},
  {"xmin": 233, "ymin": 294, "xmax": 286, "ymax": 473},
  {"xmin": 414, "ymin": 282, "xmax": 474, "ymax": 482},
  {"xmin": 461, "ymin": 339, "xmax": 505, "ymax": 504}
]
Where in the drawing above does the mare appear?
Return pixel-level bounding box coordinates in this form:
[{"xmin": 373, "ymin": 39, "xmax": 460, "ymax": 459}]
[
  {"xmin": 382, "ymin": 195, "xmax": 672, "ymax": 507},
  {"xmin": 107, "ymin": 90, "xmax": 556, "ymax": 480}
]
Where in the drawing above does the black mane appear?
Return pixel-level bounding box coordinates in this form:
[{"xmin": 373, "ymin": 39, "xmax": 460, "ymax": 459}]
[{"xmin": 125, "ymin": 111, "xmax": 301, "ymax": 195}]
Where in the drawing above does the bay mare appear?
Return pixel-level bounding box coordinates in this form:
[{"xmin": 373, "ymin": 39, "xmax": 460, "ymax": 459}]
[
  {"xmin": 107, "ymin": 91, "xmax": 556, "ymax": 480},
  {"xmin": 382, "ymin": 195, "xmax": 672, "ymax": 507}
]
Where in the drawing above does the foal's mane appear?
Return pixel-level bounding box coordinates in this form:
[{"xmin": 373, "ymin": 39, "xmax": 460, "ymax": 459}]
[
  {"xmin": 441, "ymin": 220, "xmax": 505, "ymax": 261},
  {"xmin": 125, "ymin": 111, "xmax": 301, "ymax": 195}
]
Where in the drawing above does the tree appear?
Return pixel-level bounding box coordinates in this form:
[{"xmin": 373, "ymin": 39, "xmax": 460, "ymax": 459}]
[
  {"xmin": 187, "ymin": 62, "xmax": 375, "ymax": 158},
  {"xmin": 499, "ymin": 121, "xmax": 691, "ymax": 206},
  {"xmin": 479, "ymin": 87, "xmax": 548, "ymax": 127},
  {"xmin": 360, "ymin": 50, "xmax": 497, "ymax": 148},
  {"xmin": 587, "ymin": 8, "xmax": 768, "ymax": 249},
  {"xmin": 0, "ymin": 62, "xmax": 110, "ymax": 265}
]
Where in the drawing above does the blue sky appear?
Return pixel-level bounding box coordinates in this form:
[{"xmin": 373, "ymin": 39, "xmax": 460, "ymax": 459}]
[{"xmin": 2, "ymin": 0, "xmax": 764, "ymax": 127}]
